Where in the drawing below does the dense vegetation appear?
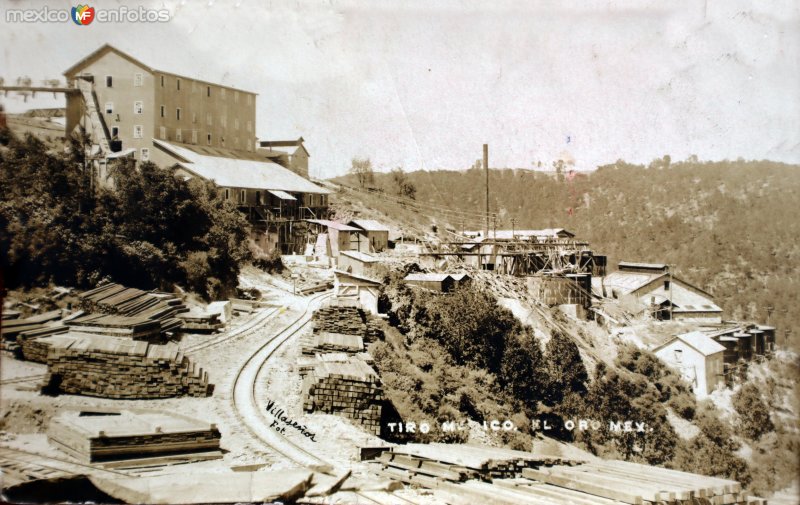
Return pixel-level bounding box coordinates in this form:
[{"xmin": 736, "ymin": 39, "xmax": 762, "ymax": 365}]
[
  {"xmin": 337, "ymin": 158, "xmax": 800, "ymax": 353},
  {"xmin": 0, "ymin": 130, "xmax": 251, "ymax": 299},
  {"xmin": 372, "ymin": 273, "xmax": 759, "ymax": 485}
]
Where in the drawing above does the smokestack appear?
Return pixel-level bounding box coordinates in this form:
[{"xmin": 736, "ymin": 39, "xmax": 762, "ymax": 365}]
[{"xmin": 483, "ymin": 144, "xmax": 489, "ymax": 239}]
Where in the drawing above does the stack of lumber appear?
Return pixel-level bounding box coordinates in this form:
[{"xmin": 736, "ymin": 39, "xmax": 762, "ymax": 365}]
[
  {"xmin": 65, "ymin": 314, "xmax": 162, "ymax": 342},
  {"xmin": 40, "ymin": 333, "xmax": 213, "ymax": 399},
  {"xmin": 311, "ymin": 298, "xmax": 367, "ymax": 336},
  {"xmin": 77, "ymin": 283, "xmax": 186, "ymax": 334},
  {"xmin": 303, "ymin": 332, "xmax": 364, "ymax": 355},
  {"xmin": 176, "ymin": 310, "xmax": 223, "ymax": 333},
  {"xmin": 1, "ymin": 310, "xmax": 63, "ymax": 340},
  {"xmin": 375, "ymin": 451, "xmax": 481, "ymax": 484},
  {"xmin": 520, "ymin": 461, "xmax": 766, "ymax": 505},
  {"xmin": 385, "ymin": 444, "xmax": 563, "ymax": 480},
  {"xmin": 303, "ymin": 358, "xmax": 384, "ymax": 435},
  {"xmin": 370, "ymin": 445, "xmax": 765, "ymax": 505},
  {"xmin": 365, "ymin": 318, "xmax": 384, "ymax": 342},
  {"xmin": 1, "ymin": 310, "xmax": 66, "ymax": 352},
  {"xmin": 21, "ymin": 331, "xmax": 72, "ymax": 363},
  {"xmin": 48, "ymin": 409, "xmax": 222, "ymax": 464}
]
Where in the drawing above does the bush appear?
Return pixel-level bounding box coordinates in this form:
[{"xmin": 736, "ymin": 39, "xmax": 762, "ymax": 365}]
[{"xmin": 732, "ymin": 383, "xmax": 774, "ymax": 441}]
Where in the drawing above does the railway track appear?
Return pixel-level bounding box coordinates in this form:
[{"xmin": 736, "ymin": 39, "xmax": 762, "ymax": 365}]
[
  {"xmin": 0, "ymin": 374, "xmax": 46, "ymax": 386},
  {"xmin": 181, "ymin": 305, "xmax": 284, "ymax": 354},
  {"xmin": 230, "ymin": 291, "xmax": 421, "ymax": 505},
  {"xmin": 0, "ymin": 446, "xmax": 133, "ymax": 486}
]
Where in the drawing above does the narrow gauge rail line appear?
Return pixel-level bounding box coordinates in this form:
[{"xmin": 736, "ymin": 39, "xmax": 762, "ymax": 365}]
[
  {"xmin": 0, "ymin": 374, "xmax": 46, "ymax": 386},
  {"xmin": 182, "ymin": 305, "xmax": 283, "ymax": 354},
  {"xmin": 230, "ymin": 291, "xmax": 421, "ymax": 505}
]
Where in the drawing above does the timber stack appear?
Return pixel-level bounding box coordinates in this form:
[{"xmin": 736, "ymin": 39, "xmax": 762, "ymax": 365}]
[
  {"xmin": 302, "ymin": 358, "xmax": 384, "ymax": 435},
  {"xmin": 77, "ymin": 283, "xmax": 187, "ymax": 335},
  {"xmin": 311, "ymin": 298, "xmax": 367, "ymax": 336},
  {"xmin": 38, "ymin": 333, "xmax": 213, "ymax": 399},
  {"xmin": 48, "ymin": 409, "xmax": 222, "ymax": 464},
  {"xmin": 368, "ymin": 444, "xmax": 767, "ymax": 505}
]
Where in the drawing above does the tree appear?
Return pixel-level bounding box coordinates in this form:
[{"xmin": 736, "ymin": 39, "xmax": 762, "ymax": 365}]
[
  {"xmin": 732, "ymin": 383, "xmax": 774, "ymax": 441},
  {"xmin": 349, "ymin": 157, "xmax": 374, "ymax": 188},
  {"xmin": 391, "ymin": 167, "xmax": 417, "ymax": 200},
  {"xmin": 542, "ymin": 331, "xmax": 588, "ymax": 405}
]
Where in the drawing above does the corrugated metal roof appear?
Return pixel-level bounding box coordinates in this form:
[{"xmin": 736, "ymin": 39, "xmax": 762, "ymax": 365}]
[
  {"xmin": 154, "ymin": 140, "xmax": 329, "ymax": 194},
  {"xmin": 655, "ymin": 331, "xmax": 726, "ymax": 356},
  {"xmin": 404, "ymin": 273, "xmax": 451, "ymax": 282},
  {"xmin": 340, "ymin": 251, "xmax": 379, "ymax": 262},
  {"xmin": 349, "ymin": 220, "xmax": 390, "ymax": 232},
  {"xmin": 618, "ymin": 261, "xmax": 668, "ymax": 270},
  {"xmin": 269, "ymin": 190, "xmax": 296, "ymax": 201},
  {"xmin": 306, "ymin": 219, "xmax": 360, "ymax": 231}
]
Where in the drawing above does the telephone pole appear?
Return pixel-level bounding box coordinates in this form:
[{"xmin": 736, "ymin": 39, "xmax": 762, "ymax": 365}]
[{"xmin": 483, "ymin": 144, "xmax": 489, "ymax": 240}]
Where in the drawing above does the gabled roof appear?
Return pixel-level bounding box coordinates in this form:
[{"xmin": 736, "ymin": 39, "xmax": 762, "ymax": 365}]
[
  {"xmin": 601, "ymin": 271, "xmax": 715, "ymax": 300},
  {"xmin": 654, "ymin": 331, "xmax": 726, "ymax": 357},
  {"xmin": 404, "ymin": 273, "xmax": 451, "ymax": 282},
  {"xmin": 64, "ymin": 44, "xmax": 152, "ymax": 77},
  {"xmin": 618, "ymin": 261, "xmax": 668, "ymax": 271},
  {"xmin": 349, "ymin": 220, "xmax": 390, "ymax": 232},
  {"xmin": 334, "ymin": 270, "xmax": 382, "ymax": 285},
  {"xmin": 154, "ymin": 140, "xmax": 329, "ymax": 194},
  {"xmin": 449, "ymin": 273, "xmax": 471, "ymax": 281},
  {"xmin": 340, "ymin": 250, "xmax": 379, "ymax": 263},
  {"xmin": 64, "ymin": 44, "xmax": 257, "ymax": 95},
  {"xmin": 306, "ymin": 219, "xmax": 360, "ymax": 231},
  {"xmin": 259, "ymin": 138, "xmax": 309, "ymax": 157}
]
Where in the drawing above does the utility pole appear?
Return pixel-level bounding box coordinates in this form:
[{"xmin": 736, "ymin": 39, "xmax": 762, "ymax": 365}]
[
  {"xmin": 483, "ymin": 144, "xmax": 489, "ymax": 240},
  {"xmin": 668, "ymin": 264, "xmax": 675, "ymax": 320},
  {"xmin": 492, "ymin": 214, "xmax": 497, "ymax": 240}
]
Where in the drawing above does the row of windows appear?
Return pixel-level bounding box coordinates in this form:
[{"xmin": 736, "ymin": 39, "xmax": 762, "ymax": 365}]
[
  {"xmin": 104, "ymin": 101, "xmax": 252, "ymax": 133},
  {"xmin": 155, "ymin": 126, "xmax": 253, "ymax": 150},
  {"xmin": 105, "ymin": 73, "xmax": 253, "ymax": 105},
  {"xmin": 105, "ymin": 101, "xmax": 144, "ymax": 114}
]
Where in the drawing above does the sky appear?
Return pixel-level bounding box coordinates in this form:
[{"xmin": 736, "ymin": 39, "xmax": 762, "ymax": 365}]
[{"xmin": 1, "ymin": 0, "xmax": 799, "ymax": 178}]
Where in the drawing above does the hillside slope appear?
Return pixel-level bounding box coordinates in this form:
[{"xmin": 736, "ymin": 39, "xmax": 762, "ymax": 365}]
[{"xmin": 333, "ymin": 159, "xmax": 800, "ymax": 353}]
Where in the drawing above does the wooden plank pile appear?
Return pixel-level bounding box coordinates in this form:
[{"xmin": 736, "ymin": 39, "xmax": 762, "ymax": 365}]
[
  {"xmin": 65, "ymin": 314, "xmax": 162, "ymax": 341},
  {"xmin": 302, "ymin": 332, "xmax": 364, "ymax": 355},
  {"xmin": 176, "ymin": 310, "xmax": 223, "ymax": 333},
  {"xmin": 380, "ymin": 444, "xmax": 564, "ymax": 481},
  {"xmin": 365, "ymin": 318, "xmax": 384, "ymax": 342},
  {"xmin": 369, "ymin": 444, "xmax": 765, "ymax": 505},
  {"xmin": 21, "ymin": 333, "xmax": 74, "ymax": 363},
  {"xmin": 312, "ymin": 298, "xmax": 367, "ymax": 336},
  {"xmin": 1, "ymin": 310, "xmax": 67, "ymax": 353},
  {"xmin": 302, "ymin": 358, "xmax": 384, "ymax": 435},
  {"xmin": 48, "ymin": 409, "xmax": 222, "ymax": 464},
  {"xmin": 77, "ymin": 283, "xmax": 187, "ymax": 335},
  {"xmin": 40, "ymin": 333, "xmax": 213, "ymax": 399},
  {"xmin": 519, "ymin": 461, "xmax": 766, "ymax": 505}
]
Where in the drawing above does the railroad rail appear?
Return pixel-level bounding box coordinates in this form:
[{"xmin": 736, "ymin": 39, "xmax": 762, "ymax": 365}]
[
  {"xmin": 0, "ymin": 374, "xmax": 46, "ymax": 386},
  {"xmin": 181, "ymin": 305, "xmax": 284, "ymax": 354},
  {"xmin": 229, "ymin": 290, "xmax": 421, "ymax": 505}
]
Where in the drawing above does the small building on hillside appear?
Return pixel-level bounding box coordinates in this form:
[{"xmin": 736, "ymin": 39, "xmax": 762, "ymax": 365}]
[
  {"xmin": 653, "ymin": 331, "xmax": 726, "ymax": 397},
  {"xmin": 306, "ymin": 220, "xmax": 363, "ymax": 259},
  {"xmin": 333, "ymin": 270, "xmax": 382, "ymax": 314},
  {"xmin": 403, "ymin": 273, "xmax": 471, "ymax": 293},
  {"xmin": 594, "ymin": 261, "xmax": 723, "ymax": 323},
  {"xmin": 338, "ymin": 250, "xmax": 380, "ymax": 277},
  {"xmin": 257, "ymin": 138, "xmax": 309, "ymax": 178},
  {"xmin": 348, "ymin": 220, "xmax": 390, "ymax": 253}
]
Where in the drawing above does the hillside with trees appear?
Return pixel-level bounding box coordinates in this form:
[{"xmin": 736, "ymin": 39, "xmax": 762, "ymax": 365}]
[
  {"xmin": 0, "ymin": 130, "xmax": 252, "ymax": 299},
  {"xmin": 335, "ymin": 158, "xmax": 800, "ymax": 353}
]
